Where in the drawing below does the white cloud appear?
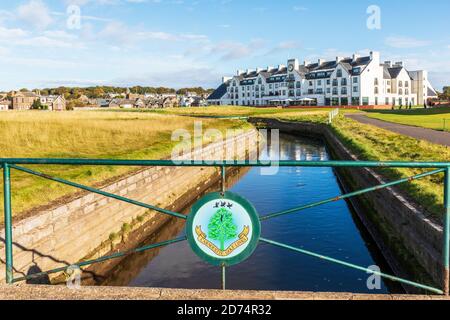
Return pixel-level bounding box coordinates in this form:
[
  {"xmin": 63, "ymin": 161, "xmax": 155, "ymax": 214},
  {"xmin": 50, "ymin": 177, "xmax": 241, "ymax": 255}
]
[
  {"xmin": 17, "ymin": 0, "xmax": 53, "ymax": 30},
  {"xmin": 212, "ymin": 39, "xmax": 266, "ymax": 60},
  {"xmin": 385, "ymin": 36, "xmax": 431, "ymax": 48},
  {"xmin": 293, "ymin": 6, "xmax": 308, "ymax": 11},
  {"xmin": 0, "ymin": 26, "xmax": 29, "ymax": 40}
]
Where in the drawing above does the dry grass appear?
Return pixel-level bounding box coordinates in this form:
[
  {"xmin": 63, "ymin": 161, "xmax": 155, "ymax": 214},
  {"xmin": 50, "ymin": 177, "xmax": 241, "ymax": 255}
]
[{"xmin": 0, "ymin": 111, "xmax": 251, "ymax": 221}]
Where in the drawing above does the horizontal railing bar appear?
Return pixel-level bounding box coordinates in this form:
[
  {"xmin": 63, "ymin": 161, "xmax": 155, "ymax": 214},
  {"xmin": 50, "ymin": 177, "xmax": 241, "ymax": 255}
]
[
  {"xmin": 260, "ymin": 238, "xmax": 443, "ymax": 295},
  {"xmin": 12, "ymin": 236, "xmax": 187, "ymax": 283},
  {"xmin": 1, "ymin": 159, "xmax": 450, "ymax": 168},
  {"xmin": 260, "ymin": 168, "xmax": 445, "ymax": 221},
  {"xmin": 10, "ymin": 164, "xmax": 187, "ymax": 220}
]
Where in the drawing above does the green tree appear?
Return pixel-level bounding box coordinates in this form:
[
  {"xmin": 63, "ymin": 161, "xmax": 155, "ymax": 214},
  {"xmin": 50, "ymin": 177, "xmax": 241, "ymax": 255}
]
[
  {"xmin": 31, "ymin": 99, "xmax": 43, "ymax": 110},
  {"xmin": 208, "ymin": 208, "xmax": 237, "ymax": 250}
]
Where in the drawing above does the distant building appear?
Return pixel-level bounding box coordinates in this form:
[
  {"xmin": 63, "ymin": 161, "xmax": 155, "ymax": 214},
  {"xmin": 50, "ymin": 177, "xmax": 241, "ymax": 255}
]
[
  {"xmin": 208, "ymin": 51, "xmax": 438, "ymax": 107},
  {"xmin": 40, "ymin": 95, "xmax": 66, "ymax": 111},
  {"xmin": 0, "ymin": 99, "xmax": 11, "ymax": 111},
  {"xmin": 12, "ymin": 91, "xmax": 38, "ymax": 110}
]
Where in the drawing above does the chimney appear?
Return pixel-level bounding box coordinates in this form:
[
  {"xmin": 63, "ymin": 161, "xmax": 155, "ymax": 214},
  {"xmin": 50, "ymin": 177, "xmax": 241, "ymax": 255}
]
[
  {"xmin": 395, "ymin": 61, "xmax": 403, "ymax": 67},
  {"xmin": 256, "ymin": 67, "xmax": 262, "ymax": 73},
  {"xmin": 278, "ymin": 64, "xmax": 285, "ymax": 71},
  {"xmin": 336, "ymin": 56, "xmax": 343, "ymax": 63},
  {"xmin": 237, "ymin": 69, "xmax": 244, "ymax": 76},
  {"xmin": 266, "ymin": 66, "xmax": 274, "ymax": 71},
  {"xmin": 303, "ymin": 60, "xmax": 310, "ymax": 66},
  {"xmin": 384, "ymin": 61, "xmax": 392, "ymax": 67},
  {"xmin": 352, "ymin": 54, "xmax": 360, "ymax": 62},
  {"xmin": 318, "ymin": 58, "xmax": 325, "ymax": 65}
]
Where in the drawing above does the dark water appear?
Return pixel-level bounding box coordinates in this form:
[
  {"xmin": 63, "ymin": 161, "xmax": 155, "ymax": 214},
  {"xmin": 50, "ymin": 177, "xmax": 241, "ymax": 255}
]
[{"xmin": 107, "ymin": 134, "xmax": 396, "ymax": 293}]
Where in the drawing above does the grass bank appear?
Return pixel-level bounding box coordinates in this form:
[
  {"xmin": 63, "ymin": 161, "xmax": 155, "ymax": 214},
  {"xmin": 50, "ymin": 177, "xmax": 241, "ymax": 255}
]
[
  {"xmin": 364, "ymin": 106, "xmax": 450, "ymax": 132},
  {"xmin": 0, "ymin": 111, "xmax": 251, "ymax": 222}
]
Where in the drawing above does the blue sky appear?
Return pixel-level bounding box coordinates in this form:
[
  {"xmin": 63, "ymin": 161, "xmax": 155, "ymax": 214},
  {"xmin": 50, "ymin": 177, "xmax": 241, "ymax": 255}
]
[{"xmin": 0, "ymin": 0, "xmax": 449, "ymax": 91}]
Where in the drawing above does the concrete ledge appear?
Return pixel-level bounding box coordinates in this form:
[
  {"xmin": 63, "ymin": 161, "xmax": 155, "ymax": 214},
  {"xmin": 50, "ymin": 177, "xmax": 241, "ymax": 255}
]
[{"xmin": 0, "ymin": 284, "xmax": 448, "ymax": 300}]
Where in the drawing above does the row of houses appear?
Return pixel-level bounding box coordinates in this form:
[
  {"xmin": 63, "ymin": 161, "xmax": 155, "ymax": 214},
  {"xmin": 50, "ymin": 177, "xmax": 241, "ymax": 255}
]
[
  {"xmin": 207, "ymin": 50, "xmax": 438, "ymax": 107},
  {"xmin": 81, "ymin": 91, "xmax": 207, "ymax": 109},
  {"xmin": 0, "ymin": 91, "xmax": 66, "ymax": 111}
]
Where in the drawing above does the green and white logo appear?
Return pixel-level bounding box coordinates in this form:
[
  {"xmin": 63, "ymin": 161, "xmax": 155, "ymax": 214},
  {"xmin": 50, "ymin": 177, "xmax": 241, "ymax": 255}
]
[{"xmin": 186, "ymin": 192, "xmax": 260, "ymax": 266}]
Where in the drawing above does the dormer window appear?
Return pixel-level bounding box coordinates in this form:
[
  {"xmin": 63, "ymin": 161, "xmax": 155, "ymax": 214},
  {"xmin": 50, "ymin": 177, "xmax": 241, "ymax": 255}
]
[{"xmin": 337, "ymin": 69, "xmax": 342, "ymax": 77}]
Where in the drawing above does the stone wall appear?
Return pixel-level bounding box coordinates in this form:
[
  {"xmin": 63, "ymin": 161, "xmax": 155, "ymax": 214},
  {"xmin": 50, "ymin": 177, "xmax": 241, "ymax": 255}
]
[
  {"xmin": 0, "ymin": 130, "xmax": 259, "ymax": 283},
  {"xmin": 250, "ymin": 117, "xmax": 444, "ymax": 289}
]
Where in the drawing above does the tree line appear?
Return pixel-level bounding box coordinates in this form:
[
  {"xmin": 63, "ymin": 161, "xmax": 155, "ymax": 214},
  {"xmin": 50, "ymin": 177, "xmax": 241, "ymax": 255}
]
[{"xmin": 12, "ymin": 86, "xmax": 215, "ymax": 99}]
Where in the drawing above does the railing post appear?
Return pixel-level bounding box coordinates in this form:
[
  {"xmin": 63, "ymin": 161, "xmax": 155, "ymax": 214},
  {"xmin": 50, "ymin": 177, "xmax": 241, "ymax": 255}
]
[
  {"xmin": 221, "ymin": 165, "xmax": 226, "ymax": 194},
  {"xmin": 3, "ymin": 163, "xmax": 13, "ymax": 284},
  {"xmin": 221, "ymin": 263, "xmax": 226, "ymax": 290},
  {"xmin": 444, "ymin": 167, "xmax": 450, "ymax": 295}
]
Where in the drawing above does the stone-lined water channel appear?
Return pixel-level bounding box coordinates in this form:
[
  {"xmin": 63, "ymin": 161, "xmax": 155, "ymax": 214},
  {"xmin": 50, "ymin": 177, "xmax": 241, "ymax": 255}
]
[{"xmin": 103, "ymin": 133, "xmax": 400, "ymax": 293}]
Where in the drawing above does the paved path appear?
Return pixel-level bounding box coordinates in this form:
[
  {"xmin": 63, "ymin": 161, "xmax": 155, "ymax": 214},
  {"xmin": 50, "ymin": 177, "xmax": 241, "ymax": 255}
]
[
  {"xmin": 1, "ymin": 284, "xmax": 448, "ymax": 300},
  {"xmin": 346, "ymin": 114, "xmax": 450, "ymax": 147}
]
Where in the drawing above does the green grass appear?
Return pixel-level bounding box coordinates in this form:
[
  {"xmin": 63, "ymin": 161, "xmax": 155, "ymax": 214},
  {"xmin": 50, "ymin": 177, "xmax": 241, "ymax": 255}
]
[
  {"xmin": 0, "ymin": 110, "xmax": 251, "ymax": 222},
  {"xmin": 364, "ymin": 106, "xmax": 450, "ymax": 132}
]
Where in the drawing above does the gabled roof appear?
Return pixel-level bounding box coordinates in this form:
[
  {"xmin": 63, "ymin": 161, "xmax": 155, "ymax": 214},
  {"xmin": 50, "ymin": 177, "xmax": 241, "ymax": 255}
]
[
  {"xmin": 428, "ymin": 87, "xmax": 438, "ymax": 97},
  {"xmin": 387, "ymin": 67, "xmax": 403, "ymax": 79},
  {"xmin": 207, "ymin": 82, "xmax": 228, "ymax": 100}
]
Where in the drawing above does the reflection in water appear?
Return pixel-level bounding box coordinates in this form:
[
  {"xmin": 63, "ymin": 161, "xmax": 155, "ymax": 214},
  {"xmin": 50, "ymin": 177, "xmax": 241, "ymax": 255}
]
[{"xmin": 103, "ymin": 134, "xmax": 397, "ymax": 293}]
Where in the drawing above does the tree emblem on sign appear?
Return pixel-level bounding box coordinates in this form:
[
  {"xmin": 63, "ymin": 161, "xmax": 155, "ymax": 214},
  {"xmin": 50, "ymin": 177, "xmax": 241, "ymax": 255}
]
[{"xmin": 208, "ymin": 208, "xmax": 237, "ymax": 250}]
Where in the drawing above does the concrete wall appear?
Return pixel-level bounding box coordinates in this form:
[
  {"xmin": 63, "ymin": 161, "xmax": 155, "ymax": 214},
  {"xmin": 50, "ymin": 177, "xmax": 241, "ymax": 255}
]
[
  {"xmin": 250, "ymin": 117, "xmax": 444, "ymax": 289},
  {"xmin": 0, "ymin": 130, "xmax": 259, "ymax": 283}
]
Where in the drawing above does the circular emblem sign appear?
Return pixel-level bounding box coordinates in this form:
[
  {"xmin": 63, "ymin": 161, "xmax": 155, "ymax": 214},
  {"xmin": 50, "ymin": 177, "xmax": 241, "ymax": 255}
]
[{"xmin": 186, "ymin": 192, "xmax": 260, "ymax": 266}]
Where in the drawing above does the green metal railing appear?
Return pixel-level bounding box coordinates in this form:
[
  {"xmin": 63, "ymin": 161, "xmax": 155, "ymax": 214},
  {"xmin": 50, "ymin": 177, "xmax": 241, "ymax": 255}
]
[{"xmin": 1, "ymin": 159, "xmax": 450, "ymax": 295}]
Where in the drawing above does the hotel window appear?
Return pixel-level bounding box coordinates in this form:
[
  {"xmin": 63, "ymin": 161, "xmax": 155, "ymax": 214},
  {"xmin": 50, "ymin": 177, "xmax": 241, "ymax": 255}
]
[
  {"xmin": 332, "ymin": 88, "xmax": 338, "ymax": 95},
  {"xmin": 309, "ymin": 81, "xmax": 313, "ymax": 86},
  {"xmin": 405, "ymin": 81, "xmax": 409, "ymax": 87},
  {"xmin": 296, "ymin": 89, "xmax": 301, "ymax": 96},
  {"xmin": 385, "ymin": 97, "xmax": 389, "ymax": 105},
  {"xmin": 332, "ymin": 79, "xmax": 338, "ymax": 86},
  {"xmin": 353, "ymin": 77, "xmax": 358, "ymax": 84},
  {"xmin": 399, "ymin": 89, "xmax": 403, "ymax": 95},
  {"xmin": 308, "ymin": 89, "xmax": 313, "ymax": 94},
  {"xmin": 387, "ymin": 80, "xmax": 391, "ymax": 85},
  {"xmin": 341, "ymin": 87, "xmax": 347, "ymax": 95},
  {"xmin": 327, "ymin": 79, "xmax": 331, "ymax": 85},
  {"xmin": 341, "ymin": 98, "xmax": 348, "ymax": 106},
  {"xmin": 374, "ymin": 78, "xmax": 379, "ymax": 85},
  {"xmin": 337, "ymin": 69, "xmax": 342, "ymax": 77},
  {"xmin": 258, "ymin": 78, "xmax": 262, "ymax": 84},
  {"xmin": 374, "ymin": 87, "xmax": 379, "ymax": 94},
  {"xmin": 362, "ymin": 97, "xmax": 369, "ymax": 106},
  {"xmin": 332, "ymin": 98, "xmax": 339, "ymax": 106},
  {"xmin": 405, "ymin": 89, "xmax": 409, "ymax": 95},
  {"xmin": 353, "ymin": 86, "xmax": 359, "ymax": 93},
  {"xmin": 296, "ymin": 81, "xmax": 301, "ymax": 88},
  {"xmin": 399, "ymin": 81, "xmax": 403, "ymax": 87},
  {"xmin": 269, "ymin": 84, "xmax": 273, "ymax": 89},
  {"xmin": 327, "ymin": 88, "xmax": 331, "ymax": 94},
  {"xmin": 318, "ymin": 80, "xmax": 322, "ymax": 86},
  {"xmin": 387, "ymin": 88, "xmax": 391, "ymax": 93},
  {"xmin": 341, "ymin": 78, "xmax": 347, "ymax": 86},
  {"xmin": 316, "ymin": 89, "xmax": 323, "ymax": 94}
]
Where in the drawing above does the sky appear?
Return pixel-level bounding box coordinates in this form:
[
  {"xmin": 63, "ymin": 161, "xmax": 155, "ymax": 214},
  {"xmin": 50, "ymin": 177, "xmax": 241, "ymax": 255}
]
[{"xmin": 0, "ymin": 0, "xmax": 449, "ymax": 91}]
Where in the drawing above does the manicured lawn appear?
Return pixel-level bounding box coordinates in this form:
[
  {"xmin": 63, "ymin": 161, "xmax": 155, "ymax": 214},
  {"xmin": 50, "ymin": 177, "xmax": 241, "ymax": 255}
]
[
  {"xmin": 364, "ymin": 106, "xmax": 450, "ymax": 132},
  {"xmin": 0, "ymin": 111, "xmax": 251, "ymax": 222}
]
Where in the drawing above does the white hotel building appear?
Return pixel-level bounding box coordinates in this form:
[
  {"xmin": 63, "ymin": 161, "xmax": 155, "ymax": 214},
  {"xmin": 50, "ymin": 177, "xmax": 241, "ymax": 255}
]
[{"xmin": 207, "ymin": 51, "xmax": 437, "ymax": 107}]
